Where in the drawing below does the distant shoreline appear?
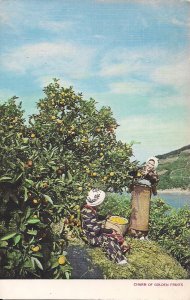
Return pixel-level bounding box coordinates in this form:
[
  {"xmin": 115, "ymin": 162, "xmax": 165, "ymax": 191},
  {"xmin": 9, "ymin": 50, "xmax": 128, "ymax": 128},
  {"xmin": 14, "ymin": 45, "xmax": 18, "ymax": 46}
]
[{"xmin": 157, "ymin": 188, "xmax": 190, "ymax": 195}]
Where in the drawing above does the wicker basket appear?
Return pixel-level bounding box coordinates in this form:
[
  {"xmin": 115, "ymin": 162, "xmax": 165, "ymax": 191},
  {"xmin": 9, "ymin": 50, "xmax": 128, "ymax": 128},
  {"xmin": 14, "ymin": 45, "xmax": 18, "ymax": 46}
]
[{"xmin": 105, "ymin": 216, "xmax": 128, "ymax": 236}]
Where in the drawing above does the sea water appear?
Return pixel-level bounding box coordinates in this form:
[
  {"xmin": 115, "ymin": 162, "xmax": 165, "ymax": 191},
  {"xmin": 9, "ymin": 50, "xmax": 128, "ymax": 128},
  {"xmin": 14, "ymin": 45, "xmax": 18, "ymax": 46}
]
[{"xmin": 153, "ymin": 192, "xmax": 190, "ymax": 209}]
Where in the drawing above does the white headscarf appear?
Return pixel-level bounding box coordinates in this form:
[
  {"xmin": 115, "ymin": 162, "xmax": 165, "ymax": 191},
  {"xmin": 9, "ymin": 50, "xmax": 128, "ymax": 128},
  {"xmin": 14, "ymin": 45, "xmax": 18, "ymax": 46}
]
[{"xmin": 146, "ymin": 156, "xmax": 159, "ymax": 169}]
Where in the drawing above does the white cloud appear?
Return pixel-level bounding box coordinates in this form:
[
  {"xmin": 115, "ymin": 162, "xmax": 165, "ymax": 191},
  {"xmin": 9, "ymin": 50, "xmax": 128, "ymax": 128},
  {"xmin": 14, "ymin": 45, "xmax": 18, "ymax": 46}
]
[
  {"xmin": 99, "ymin": 49, "xmax": 150, "ymax": 77},
  {"xmin": 99, "ymin": 48, "xmax": 190, "ymax": 100},
  {"xmin": 108, "ymin": 81, "xmax": 151, "ymax": 95},
  {"xmin": 1, "ymin": 41, "xmax": 96, "ymax": 80},
  {"xmin": 99, "ymin": 47, "xmax": 169, "ymax": 79},
  {"xmin": 151, "ymin": 57, "xmax": 190, "ymax": 90},
  {"xmin": 0, "ymin": 1, "xmax": 18, "ymax": 28},
  {"xmin": 170, "ymin": 17, "xmax": 190, "ymax": 27},
  {"xmin": 0, "ymin": 1, "xmax": 77, "ymax": 35},
  {"xmin": 150, "ymin": 93, "xmax": 190, "ymax": 109},
  {"xmin": 93, "ymin": 34, "xmax": 105, "ymax": 39},
  {"xmin": 96, "ymin": 0, "xmax": 178, "ymax": 5},
  {"xmin": 116, "ymin": 115, "xmax": 190, "ymax": 162},
  {"xmin": 38, "ymin": 20, "xmax": 74, "ymax": 32},
  {"xmin": 100, "ymin": 63, "xmax": 132, "ymax": 77},
  {"xmin": 0, "ymin": 10, "xmax": 10, "ymax": 25}
]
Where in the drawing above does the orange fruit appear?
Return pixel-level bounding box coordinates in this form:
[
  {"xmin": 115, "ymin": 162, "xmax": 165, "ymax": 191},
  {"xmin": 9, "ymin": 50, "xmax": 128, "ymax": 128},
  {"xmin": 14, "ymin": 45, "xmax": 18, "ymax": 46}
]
[
  {"xmin": 27, "ymin": 160, "xmax": 33, "ymax": 167},
  {"xmin": 31, "ymin": 133, "xmax": 36, "ymax": 138},
  {"xmin": 31, "ymin": 246, "xmax": 40, "ymax": 252},
  {"xmin": 58, "ymin": 256, "xmax": 66, "ymax": 265},
  {"xmin": 32, "ymin": 199, "xmax": 39, "ymax": 204},
  {"xmin": 42, "ymin": 182, "xmax": 48, "ymax": 188}
]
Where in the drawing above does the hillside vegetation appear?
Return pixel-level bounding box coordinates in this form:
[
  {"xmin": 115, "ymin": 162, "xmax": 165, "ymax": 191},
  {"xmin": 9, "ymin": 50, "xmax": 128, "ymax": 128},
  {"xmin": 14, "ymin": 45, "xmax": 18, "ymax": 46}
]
[
  {"xmin": 157, "ymin": 145, "xmax": 190, "ymax": 190},
  {"xmin": 88, "ymin": 238, "xmax": 188, "ymax": 279}
]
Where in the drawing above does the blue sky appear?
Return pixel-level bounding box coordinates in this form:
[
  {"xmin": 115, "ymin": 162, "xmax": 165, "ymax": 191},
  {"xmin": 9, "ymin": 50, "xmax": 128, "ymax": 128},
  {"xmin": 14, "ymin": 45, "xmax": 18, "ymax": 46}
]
[{"xmin": 0, "ymin": 0, "xmax": 190, "ymax": 162}]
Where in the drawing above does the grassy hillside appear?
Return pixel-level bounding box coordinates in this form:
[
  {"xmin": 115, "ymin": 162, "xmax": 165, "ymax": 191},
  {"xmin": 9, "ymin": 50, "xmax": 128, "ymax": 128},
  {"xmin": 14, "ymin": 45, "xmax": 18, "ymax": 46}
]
[
  {"xmin": 156, "ymin": 145, "xmax": 190, "ymax": 190},
  {"xmin": 88, "ymin": 238, "xmax": 188, "ymax": 279}
]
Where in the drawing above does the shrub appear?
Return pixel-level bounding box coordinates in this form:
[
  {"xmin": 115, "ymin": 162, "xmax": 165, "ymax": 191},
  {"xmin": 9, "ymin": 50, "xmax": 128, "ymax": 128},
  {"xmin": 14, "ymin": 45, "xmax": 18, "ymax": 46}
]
[
  {"xmin": 149, "ymin": 198, "xmax": 190, "ymax": 271},
  {"xmin": 0, "ymin": 80, "xmax": 135, "ymax": 278}
]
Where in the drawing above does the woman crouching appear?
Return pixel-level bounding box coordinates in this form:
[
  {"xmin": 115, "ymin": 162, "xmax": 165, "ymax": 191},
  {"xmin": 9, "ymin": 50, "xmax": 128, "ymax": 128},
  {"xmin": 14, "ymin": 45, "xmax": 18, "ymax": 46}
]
[{"xmin": 81, "ymin": 189, "xmax": 128, "ymax": 265}]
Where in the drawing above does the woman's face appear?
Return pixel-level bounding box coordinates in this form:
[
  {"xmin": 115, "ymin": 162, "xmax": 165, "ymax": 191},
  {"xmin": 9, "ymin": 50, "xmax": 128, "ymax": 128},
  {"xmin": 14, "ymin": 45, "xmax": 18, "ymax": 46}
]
[{"xmin": 145, "ymin": 159, "xmax": 155, "ymax": 172}]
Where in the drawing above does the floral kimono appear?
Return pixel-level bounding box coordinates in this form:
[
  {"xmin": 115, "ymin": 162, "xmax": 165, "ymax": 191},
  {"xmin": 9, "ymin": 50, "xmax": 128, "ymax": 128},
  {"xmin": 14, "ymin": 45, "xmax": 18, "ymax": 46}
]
[{"xmin": 81, "ymin": 204, "xmax": 128, "ymax": 263}]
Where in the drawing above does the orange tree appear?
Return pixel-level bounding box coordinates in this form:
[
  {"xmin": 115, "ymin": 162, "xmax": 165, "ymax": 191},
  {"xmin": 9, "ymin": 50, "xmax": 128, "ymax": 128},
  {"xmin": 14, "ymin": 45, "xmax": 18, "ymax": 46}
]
[
  {"xmin": 0, "ymin": 80, "xmax": 136, "ymax": 278},
  {"xmin": 28, "ymin": 79, "xmax": 135, "ymax": 196},
  {"xmin": 0, "ymin": 98, "xmax": 72, "ymax": 279}
]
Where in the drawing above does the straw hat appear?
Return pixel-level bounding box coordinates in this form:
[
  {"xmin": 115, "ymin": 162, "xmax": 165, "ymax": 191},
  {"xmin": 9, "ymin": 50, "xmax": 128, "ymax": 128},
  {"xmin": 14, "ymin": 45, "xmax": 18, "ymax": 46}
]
[
  {"xmin": 146, "ymin": 156, "xmax": 159, "ymax": 169},
  {"xmin": 86, "ymin": 189, "xmax": 105, "ymax": 207}
]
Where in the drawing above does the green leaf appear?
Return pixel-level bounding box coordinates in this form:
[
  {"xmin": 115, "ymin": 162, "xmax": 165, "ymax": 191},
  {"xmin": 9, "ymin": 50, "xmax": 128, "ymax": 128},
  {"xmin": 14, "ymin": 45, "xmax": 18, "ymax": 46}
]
[
  {"xmin": 25, "ymin": 179, "xmax": 34, "ymax": 187},
  {"xmin": 14, "ymin": 172, "xmax": 23, "ymax": 182},
  {"xmin": 43, "ymin": 194, "xmax": 53, "ymax": 205},
  {"xmin": 24, "ymin": 187, "xmax": 28, "ymax": 202},
  {"xmin": 20, "ymin": 145, "xmax": 29, "ymax": 150},
  {"xmin": 67, "ymin": 171, "xmax": 72, "ymax": 182},
  {"xmin": 51, "ymin": 261, "xmax": 59, "ymax": 269},
  {"xmin": 0, "ymin": 240, "xmax": 8, "ymax": 247},
  {"xmin": 65, "ymin": 271, "xmax": 70, "ymax": 279},
  {"xmin": 32, "ymin": 257, "xmax": 43, "ymax": 270},
  {"xmin": 0, "ymin": 176, "xmax": 12, "ymax": 182},
  {"xmin": 20, "ymin": 224, "xmax": 26, "ymax": 232},
  {"xmin": 31, "ymin": 257, "xmax": 35, "ymax": 269},
  {"xmin": 14, "ymin": 234, "xmax": 21, "ymax": 245},
  {"xmin": 54, "ymin": 270, "xmax": 61, "ymax": 279},
  {"xmin": 4, "ymin": 265, "xmax": 12, "ymax": 270},
  {"xmin": 32, "ymin": 252, "xmax": 43, "ymax": 258},
  {"xmin": 25, "ymin": 207, "xmax": 31, "ymax": 220},
  {"xmin": 27, "ymin": 218, "xmax": 40, "ymax": 224},
  {"xmin": 1, "ymin": 232, "xmax": 17, "ymax": 241},
  {"xmin": 22, "ymin": 138, "xmax": 29, "ymax": 144},
  {"xmin": 23, "ymin": 259, "xmax": 33, "ymax": 269},
  {"xmin": 27, "ymin": 229, "xmax": 37, "ymax": 235}
]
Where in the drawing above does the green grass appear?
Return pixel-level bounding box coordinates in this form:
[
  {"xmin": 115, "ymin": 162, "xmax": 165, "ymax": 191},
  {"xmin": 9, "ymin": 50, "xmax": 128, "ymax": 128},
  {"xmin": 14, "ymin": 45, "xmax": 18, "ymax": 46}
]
[{"xmin": 87, "ymin": 238, "xmax": 188, "ymax": 279}]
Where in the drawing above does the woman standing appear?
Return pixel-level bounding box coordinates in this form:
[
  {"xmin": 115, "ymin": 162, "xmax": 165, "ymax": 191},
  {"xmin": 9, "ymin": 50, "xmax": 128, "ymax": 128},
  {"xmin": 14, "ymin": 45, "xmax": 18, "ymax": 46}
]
[
  {"xmin": 128, "ymin": 157, "xmax": 159, "ymax": 240},
  {"xmin": 81, "ymin": 188, "xmax": 128, "ymax": 265}
]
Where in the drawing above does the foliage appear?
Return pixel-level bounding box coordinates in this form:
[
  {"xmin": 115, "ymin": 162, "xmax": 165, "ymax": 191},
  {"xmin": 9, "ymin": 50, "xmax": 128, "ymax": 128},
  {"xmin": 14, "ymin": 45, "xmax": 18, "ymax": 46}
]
[
  {"xmin": 88, "ymin": 238, "xmax": 188, "ymax": 279},
  {"xmin": 0, "ymin": 79, "xmax": 134, "ymax": 278},
  {"xmin": 149, "ymin": 198, "xmax": 190, "ymax": 271},
  {"xmin": 157, "ymin": 151, "xmax": 190, "ymax": 189},
  {"xmin": 100, "ymin": 192, "xmax": 131, "ymax": 218}
]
